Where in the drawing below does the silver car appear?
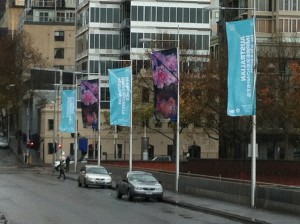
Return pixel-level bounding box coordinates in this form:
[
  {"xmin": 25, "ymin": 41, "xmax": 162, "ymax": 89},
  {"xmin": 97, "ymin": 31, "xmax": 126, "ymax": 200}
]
[
  {"xmin": 78, "ymin": 165, "xmax": 112, "ymax": 188},
  {"xmin": 116, "ymin": 171, "xmax": 163, "ymax": 201}
]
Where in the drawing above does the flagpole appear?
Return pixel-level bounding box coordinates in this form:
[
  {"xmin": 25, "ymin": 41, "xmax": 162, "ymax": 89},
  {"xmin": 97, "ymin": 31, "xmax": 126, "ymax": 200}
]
[
  {"xmin": 176, "ymin": 25, "xmax": 180, "ymax": 192},
  {"xmin": 74, "ymin": 72, "xmax": 78, "ymax": 173},
  {"xmin": 130, "ymin": 63, "xmax": 133, "ymax": 172},
  {"xmin": 251, "ymin": 0, "xmax": 257, "ymax": 209},
  {"xmin": 98, "ymin": 64, "xmax": 101, "ymax": 166}
]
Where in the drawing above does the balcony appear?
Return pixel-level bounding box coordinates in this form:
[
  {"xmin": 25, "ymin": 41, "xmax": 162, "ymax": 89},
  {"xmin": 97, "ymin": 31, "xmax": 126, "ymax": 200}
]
[{"xmin": 19, "ymin": 10, "xmax": 75, "ymax": 27}]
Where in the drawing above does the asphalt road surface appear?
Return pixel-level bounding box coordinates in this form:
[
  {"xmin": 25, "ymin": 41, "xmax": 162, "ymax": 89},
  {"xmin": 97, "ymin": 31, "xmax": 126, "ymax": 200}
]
[{"xmin": 0, "ymin": 147, "xmax": 242, "ymax": 224}]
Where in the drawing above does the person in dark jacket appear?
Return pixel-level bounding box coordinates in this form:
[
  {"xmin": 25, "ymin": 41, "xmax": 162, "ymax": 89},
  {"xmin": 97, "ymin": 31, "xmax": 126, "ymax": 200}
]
[
  {"xmin": 65, "ymin": 156, "xmax": 70, "ymax": 173},
  {"xmin": 57, "ymin": 160, "xmax": 66, "ymax": 179}
]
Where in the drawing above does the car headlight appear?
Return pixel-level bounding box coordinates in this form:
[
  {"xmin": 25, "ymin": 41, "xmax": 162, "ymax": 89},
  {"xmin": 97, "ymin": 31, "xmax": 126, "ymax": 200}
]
[
  {"xmin": 133, "ymin": 185, "xmax": 143, "ymax": 190},
  {"xmin": 86, "ymin": 176, "xmax": 94, "ymax": 181}
]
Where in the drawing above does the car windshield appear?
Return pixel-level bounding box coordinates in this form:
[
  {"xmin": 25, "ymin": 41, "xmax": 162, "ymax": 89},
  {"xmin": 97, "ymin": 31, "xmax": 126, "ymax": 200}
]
[
  {"xmin": 87, "ymin": 167, "xmax": 108, "ymax": 174},
  {"xmin": 129, "ymin": 174, "xmax": 157, "ymax": 182}
]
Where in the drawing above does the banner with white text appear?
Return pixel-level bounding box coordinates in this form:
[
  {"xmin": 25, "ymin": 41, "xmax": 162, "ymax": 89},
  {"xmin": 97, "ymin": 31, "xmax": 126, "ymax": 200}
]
[
  {"xmin": 60, "ymin": 90, "xmax": 76, "ymax": 133},
  {"xmin": 226, "ymin": 18, "xmax": 256, "ymax": 116},
  {"xmin": 108, "ymin": 66, "xmax": 132, "ymax": 127}
]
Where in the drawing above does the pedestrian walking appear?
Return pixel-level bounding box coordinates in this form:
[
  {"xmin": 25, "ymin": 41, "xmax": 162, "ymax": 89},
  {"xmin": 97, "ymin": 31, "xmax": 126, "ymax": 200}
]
[
  {"xmin": 57, "ymin": 160, "xmax": 66, "ymax": 180},
  {"xmin": 65, "ymin": 156, "xmax": 70, "ymax": 173}
]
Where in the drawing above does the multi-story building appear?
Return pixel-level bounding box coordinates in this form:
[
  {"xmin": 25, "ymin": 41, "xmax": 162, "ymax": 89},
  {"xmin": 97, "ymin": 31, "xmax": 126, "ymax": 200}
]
[{"xmin": 2, "ymin": 0, "xmax": 220, "ymax": 164}]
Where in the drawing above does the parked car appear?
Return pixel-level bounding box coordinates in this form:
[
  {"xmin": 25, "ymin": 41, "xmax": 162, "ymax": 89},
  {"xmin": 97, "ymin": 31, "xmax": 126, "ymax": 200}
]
[
  {"xmin": 0, "ymin": 136, "xmax": 8, "ymax": 149},
  {"xmin": 116, "ymin": 171, "xmax": 163, "ymax": 201},
  {"xmin": 78, "ymin": 165, "xmax": 112, "ymax": 188},
  {"xmin": 151, "ymin": 155, "xmax": 171, "ymax": 162}
]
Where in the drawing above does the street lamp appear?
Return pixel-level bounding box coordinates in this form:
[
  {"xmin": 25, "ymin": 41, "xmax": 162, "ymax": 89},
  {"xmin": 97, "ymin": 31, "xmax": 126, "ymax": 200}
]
[
  {"xmin": 205, "ymin": 3, "xmax": 257, "ymax": 208},
  {"xmin": 139, "ymin": 33, "xmax": 181, "ymax": 192},
  {"xmin": 7, "ymin": 84, "xmax": 16, "ymax": 145}
]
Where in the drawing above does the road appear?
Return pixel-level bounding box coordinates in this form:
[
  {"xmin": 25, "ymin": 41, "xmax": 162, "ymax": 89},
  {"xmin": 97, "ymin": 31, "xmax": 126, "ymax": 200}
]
[{"xmin": 0, "ymin": 147, "xmax": 243, "ymax": 224}]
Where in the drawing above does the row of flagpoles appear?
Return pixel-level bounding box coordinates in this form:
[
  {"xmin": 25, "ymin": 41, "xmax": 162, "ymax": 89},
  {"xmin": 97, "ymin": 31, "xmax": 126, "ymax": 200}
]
[{"xmin": 57, "ymin": 48, "xmax": 180, "ymax": 175}]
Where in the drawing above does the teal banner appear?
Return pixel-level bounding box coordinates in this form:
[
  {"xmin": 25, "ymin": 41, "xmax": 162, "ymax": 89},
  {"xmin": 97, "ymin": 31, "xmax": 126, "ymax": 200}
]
[
  {"xmin": 108, "ymin": 66, "xmax": 132, "ymax": 127},
  {"xmin": 60, "ymin": 90, "xmax": 76, "ymax": 133},
  {"xmin": 226, "ymin": 18, "xmax": 256, "ymax": 116}
]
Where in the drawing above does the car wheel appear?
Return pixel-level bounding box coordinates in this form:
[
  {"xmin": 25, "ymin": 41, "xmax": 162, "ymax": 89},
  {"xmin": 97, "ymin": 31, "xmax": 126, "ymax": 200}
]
[
  {"xmin": 157, "ymin": 197, "xmax": 163, "ymax": 202},
  {"xmin": 127, "ymin": 189, "xmax": 133, "ymax": 201},
  {"xmin": 116, "ymin": 187, "xmax": 122, "ymax": 199},
  {"xmin": 84, "ymin": 180, "xmax": 88, "ymax": 188}
]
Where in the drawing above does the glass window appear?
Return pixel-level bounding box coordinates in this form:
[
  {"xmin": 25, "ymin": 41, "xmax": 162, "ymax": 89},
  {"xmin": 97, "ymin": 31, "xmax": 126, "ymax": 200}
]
[
  {"xmin": 177, "ymin": 8, "xmax": 183, "ymax": 22},
  {"xmin": 190, "ymin": 8, "xmax": 196, "ymax": 23},
  {"xmin": 113, "ymin": 8, "xmax": 120, "ymax": 23},
  {"xmin": 96, "ymin": 8, "xmax": 100, "ymax": 22},
  {"xmin": 164, "ymin": 7, "xmax": 169, "ymax": 22},
  {"xmin": 152, "ymin": 7, "xmax": 156, "ymax": 21},
  {"xmin": 145, "ymin": 6, "xmax": 151, "ymax": 21},
  {"xmin": 203, "ymin": 9, "xmax": 209, "ymax": 23},
  {"xmin": 183, "ymin": 8, "xmax": 189, "ymax": 23},
  {"xmin": 157, "ymin": 7, "xmax": 163, "ymax": 22},
  {"xmin": 48, "ymin": 143, "xmax": 54, "ymax": 154},
  {"xmin": 100, "ymin": 61, "xmax": 106, "ymax": 75},
  {"xmin": 113, "ymin": 35, "xmax": 119, "ymax": 49},
  {"xmin": 90, "ymin": 34, "xmax": 95, "ymax": 48},
  {"xmin": 190, "ymin": 35, "xmax": 195, "ymax": 50},
  {"xmin": 48, "ymin": 119, "xmax": 54, "ymax": 130},
  {"xmin": 131, "ymin": 33, "xmax": 137, "ymax": 48},
  {"xmin": 138, "ymin": 6, "xmax": 144, "ymax": 21},
  {"xmin": 101, "ymin": 87, "xmax": 110, "ymax": 101},
  {"xmin": 170, "ymin": 7, "xmax": 176, "ymax": 22},
  {"xmin": 95, "ymin": 34, "xmax": 99, "ymax": 49},
  {"xmin": 54, "ymin": 31, "xmax": 64, "ymax": 41},
  {"xmin": 91, "ymin": 7, "xmax": 95, "ymax": 22},
  {"xmin": 203, "ymin": 35, "xmax": 209, "ymax": 50},
  {"xmin": 54, "ymin": 48, "xmax": 64, "ymax": 59},
  {"xmin": 100, "ymin": 8, "xmax": 106, "ymax": 22},
  {"xmin": 107, "ymin": 34, "xmax": 112, "ymax": 49},
  {"xmin": 196, "ymin": 35, "xmax": 202, "ymax": 50},
  {"xmin": 138, "ymin": 33, "xmax": 143, "ymax": 48},
  {"xmin": 132, "ymin": 6, "xmax": 137, "ymax": 21},
  {"xmin": 107, "ymin": 8, "xmax": 113, "ymax": 23},
  {"xmin": 100, "ymin": 34, "xmax": 105, "ymax": 49}
]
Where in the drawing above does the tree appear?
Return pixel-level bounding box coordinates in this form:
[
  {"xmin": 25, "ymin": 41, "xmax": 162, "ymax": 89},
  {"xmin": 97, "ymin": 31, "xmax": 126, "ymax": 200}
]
[
  {"xmin": 256, "ymin": 35, "xmax": 300, "ymax": 159},
  {"xmin": 0, "ymin": 31, "xmax": 46, "ymax": 153}
]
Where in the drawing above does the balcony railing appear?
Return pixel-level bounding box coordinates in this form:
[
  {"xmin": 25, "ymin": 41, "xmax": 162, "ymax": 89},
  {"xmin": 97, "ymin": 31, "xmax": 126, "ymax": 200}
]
[{"xmin": 30, "ymin": 0, "xmax": 76, "ymax": 8}]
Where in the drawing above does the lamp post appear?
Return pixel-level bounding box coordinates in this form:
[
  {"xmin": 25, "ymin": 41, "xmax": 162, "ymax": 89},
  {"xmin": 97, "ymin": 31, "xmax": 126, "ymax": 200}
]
[
  {"xmin": 139, "ymin": 31, "xmax": 181, "ymax": 192},
  {"xmin": 205, "ymin": 3, "xmax": 257, "ymax": 208},
  {"xmin": 7, "ymin": 84, "xmax": 15, "ymax": 145}
]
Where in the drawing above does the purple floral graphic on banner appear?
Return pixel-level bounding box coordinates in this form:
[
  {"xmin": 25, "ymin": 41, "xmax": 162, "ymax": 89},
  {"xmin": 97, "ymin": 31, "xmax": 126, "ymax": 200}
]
[
  {"xmin": 151, "ymin": 48, "xmax": 178, "ymax": 122},
  {"xmin": 81, "ymin": 80, "xmax": 99, "ymax": 129}
]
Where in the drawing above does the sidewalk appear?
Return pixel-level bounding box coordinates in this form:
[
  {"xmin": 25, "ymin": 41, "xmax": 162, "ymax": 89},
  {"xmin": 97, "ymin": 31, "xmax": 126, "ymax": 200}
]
[{"xmin": 8, "ymin": 136, "xmax": 300, "ymax": 224}]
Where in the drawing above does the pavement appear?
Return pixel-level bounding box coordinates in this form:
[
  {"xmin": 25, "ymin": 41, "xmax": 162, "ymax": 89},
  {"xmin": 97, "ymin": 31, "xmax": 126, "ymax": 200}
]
[{"xmin": 3, "ymin": 136, "xmax": 300, "ymax": 224}]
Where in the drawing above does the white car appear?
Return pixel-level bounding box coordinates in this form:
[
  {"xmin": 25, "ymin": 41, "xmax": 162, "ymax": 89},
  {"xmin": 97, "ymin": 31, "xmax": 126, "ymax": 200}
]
[{"xmin": 78, "ymin": 165, "xmax": 112, "ymax": 188}]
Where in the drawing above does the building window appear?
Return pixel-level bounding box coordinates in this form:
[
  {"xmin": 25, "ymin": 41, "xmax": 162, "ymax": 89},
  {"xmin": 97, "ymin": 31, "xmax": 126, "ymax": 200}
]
[
  {"xmin": 48, "ymin": 119, "xmax": 54, "ymax": 130},
  {"xmin": 48, "ymin": 143, "xmax": 55, "ymax": 154},
  {"xmin": 55, "ymin": 31, "xmax": 64, "ymax": 41},
  {"xmin": 39, "ymin": 12, "xmax": 49, "ymax": 22},
  {"xmin": 54, "ymin": 48, "xmax": 64, "ymax": 59}
]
